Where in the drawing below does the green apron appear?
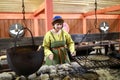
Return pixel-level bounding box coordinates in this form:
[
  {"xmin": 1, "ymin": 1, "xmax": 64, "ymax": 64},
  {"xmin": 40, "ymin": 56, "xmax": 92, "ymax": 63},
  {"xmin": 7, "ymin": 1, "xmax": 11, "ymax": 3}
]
[{"xmin": 45, "ymin": 30, "xmax": 70, "ymax": 65}]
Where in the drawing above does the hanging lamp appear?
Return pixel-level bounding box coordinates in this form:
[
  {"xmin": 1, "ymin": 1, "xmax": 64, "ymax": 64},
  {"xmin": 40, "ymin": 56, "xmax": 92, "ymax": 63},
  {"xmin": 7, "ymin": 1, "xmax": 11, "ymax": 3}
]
[{"xmin": 99, "ymin": 21, "xmax": 109, "ymax": 33}]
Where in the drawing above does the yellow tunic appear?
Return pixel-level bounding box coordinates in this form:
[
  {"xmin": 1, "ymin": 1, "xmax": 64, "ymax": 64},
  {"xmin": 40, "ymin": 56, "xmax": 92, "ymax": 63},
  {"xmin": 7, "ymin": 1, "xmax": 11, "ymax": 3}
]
[{"xmin": 42, "ymin": 29, "xmax": 75, "ymax": 58}]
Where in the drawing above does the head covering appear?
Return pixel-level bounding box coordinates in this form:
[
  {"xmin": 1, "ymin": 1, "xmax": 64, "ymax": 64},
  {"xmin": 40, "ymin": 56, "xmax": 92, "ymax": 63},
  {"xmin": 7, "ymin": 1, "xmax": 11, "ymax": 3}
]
[{"xmin": 52, "ymin": 16, "xmax": 64, "ymax": 25}]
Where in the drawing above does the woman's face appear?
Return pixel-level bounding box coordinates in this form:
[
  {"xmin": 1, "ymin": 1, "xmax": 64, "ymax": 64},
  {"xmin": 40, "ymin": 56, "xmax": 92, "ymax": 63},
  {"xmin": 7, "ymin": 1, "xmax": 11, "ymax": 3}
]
[{"xmin": 54, "ymin": 23, "xmax": 63, "ymax": 32}]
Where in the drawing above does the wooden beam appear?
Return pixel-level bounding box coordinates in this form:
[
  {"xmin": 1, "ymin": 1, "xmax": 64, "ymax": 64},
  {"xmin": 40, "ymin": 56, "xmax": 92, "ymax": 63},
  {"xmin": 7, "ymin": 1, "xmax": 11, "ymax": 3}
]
[
  {"xmin": 0, "ymin": 13, "xmax": 32, "ymax": 19},
  {"xmin": 33, "ymin": 1, "xmax": 45, "ymax": 17},
  {"xmin": 34, "ymin": 18, "xmax": 39, "ymax": 36},
  {"xmin": 86, "ymin": 15, "xmax": 120, "ymax": 19},
  {"xmin": 83, "ymin": 17, "xmax": 87, "ymax": 34},
  {"xmin": 83, "ymin": 5, "xmax": 120, "ymax": 17},
  {"xmin": 45, "ymin": 0, "xmax": 53, "ymax": 32}
]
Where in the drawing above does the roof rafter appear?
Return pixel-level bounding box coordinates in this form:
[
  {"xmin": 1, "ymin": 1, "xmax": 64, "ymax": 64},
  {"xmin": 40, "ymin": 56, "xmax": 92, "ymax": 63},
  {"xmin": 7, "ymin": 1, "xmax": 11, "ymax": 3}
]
[
  {"xmin": 83, "ymin": 5, "xmax": 120, "ymax": 17},
  {"xmin": 33, "ymin": 1, "xmax": 45, "ymax": 17}
]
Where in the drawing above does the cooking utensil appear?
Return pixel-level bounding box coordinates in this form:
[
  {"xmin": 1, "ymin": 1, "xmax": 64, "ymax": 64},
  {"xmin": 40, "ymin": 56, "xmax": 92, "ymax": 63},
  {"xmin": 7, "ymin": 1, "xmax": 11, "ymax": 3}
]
[{"xmin": 7, "ymin": 27, "xmax": 44, "ymax": 76}]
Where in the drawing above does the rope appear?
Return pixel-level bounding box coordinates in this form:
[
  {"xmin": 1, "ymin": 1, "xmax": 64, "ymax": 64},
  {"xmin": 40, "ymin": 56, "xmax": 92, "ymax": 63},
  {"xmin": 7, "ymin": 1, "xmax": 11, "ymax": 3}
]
[
  {"xmin": 22, "ymin": 0, "xmax": 25, "ymax": 21},
  {"xmin": 94, "ymin": 0, "xmax": 98, "ymax": 29},
  {"xmin": 22, "ymin": 0, "xmax": 27, "ymax": 28}
]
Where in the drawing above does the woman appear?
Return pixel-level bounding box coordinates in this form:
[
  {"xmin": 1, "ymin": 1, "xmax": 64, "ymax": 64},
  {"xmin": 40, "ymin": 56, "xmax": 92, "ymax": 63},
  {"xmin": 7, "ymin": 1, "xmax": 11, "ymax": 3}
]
[{"xmin": 42, "ymin": 15, "xmax": 76, "ymax": 65}]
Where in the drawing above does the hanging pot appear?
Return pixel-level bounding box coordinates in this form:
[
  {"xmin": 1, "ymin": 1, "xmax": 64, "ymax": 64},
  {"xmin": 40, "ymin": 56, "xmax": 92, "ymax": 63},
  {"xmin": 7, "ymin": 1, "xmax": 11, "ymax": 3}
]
[{"xmin": 6, "ymin": 27, "xmax": 44, "ymax": 76}]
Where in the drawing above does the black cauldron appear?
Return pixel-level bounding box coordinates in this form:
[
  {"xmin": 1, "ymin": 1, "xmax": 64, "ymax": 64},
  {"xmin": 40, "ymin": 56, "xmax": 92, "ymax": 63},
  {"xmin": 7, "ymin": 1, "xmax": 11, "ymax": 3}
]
[
  {"xmin": 7, "ymin": 45, "xmax": 44, "ymax": 76},
  {"xmin": 6, "ymin": 27, "xmax": 44, "ymax": 76}
]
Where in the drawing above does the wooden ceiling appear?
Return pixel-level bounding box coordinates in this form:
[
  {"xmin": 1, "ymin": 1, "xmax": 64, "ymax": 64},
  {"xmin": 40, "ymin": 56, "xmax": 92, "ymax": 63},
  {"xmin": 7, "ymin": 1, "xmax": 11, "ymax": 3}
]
[
  {"xmin": 0, "ymin": 0, "xmax": 44, "ymax": 13},
  {"xmin": 0, "ymin": 0, "xmax": 120, "ymax": 15}
]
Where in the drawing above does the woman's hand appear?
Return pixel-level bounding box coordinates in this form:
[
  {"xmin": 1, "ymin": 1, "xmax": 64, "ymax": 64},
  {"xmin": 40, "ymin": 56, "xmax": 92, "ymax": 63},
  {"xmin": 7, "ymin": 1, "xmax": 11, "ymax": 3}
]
[
  {"xmin": 48, "ymin": 54, "xmax": 54, "ymax": 60},
  {"xmin": 71, "ymin": 51, "xmax": 76, "ymax": 56}
]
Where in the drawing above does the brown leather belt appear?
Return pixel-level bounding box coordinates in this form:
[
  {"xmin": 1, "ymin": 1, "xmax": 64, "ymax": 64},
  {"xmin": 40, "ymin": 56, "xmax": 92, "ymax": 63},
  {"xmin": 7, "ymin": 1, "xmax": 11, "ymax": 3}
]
[{"xmin": 52, "ymin": 47, "xmax": 66, "ymax": 64}]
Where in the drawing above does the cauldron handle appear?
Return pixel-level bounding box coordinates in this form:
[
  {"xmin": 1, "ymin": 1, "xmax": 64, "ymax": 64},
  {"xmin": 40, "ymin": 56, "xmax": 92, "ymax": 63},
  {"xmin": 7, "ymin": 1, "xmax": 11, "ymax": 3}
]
[{"xmin": 14, "ymin": 27, "xmax": 35, "ymax": 49}]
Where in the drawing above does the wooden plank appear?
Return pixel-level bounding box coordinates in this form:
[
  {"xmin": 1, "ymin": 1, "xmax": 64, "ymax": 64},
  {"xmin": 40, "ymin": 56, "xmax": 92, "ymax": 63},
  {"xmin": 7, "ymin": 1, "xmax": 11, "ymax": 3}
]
[
  {"xmin": 45, "ymin": 0, "xmax": 53, "ymax": 31},
  {"xmin": 33, "ymin": 1, "xmax": 45, "ymax": 17},
  {"xmin": 0, "ymin": 32, "xmax": 120, "ymax": 50},
  {"xmin": 0, "ymin": 36, "xmax": 44, "ymax": 50},
  {"xmin": 83, "ymin": 5, "xmax": 120, "ymax": 17},
  {"xmin": 71, "ymin": 32, "xmax": 120, "ymax": 43}
]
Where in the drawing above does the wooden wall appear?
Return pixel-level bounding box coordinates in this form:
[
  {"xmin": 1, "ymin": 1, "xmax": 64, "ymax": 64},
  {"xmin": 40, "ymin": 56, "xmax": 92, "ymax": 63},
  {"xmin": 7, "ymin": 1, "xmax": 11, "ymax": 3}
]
[
  {"xmin": 64, "ymin": 19, "xmax": 83, "ymax": 34},
  {"xmin": 0, "ymin": 13, "xmax": 120, "ymax": 38},
  {"xmin": 86, "ymin": 19, "xmax": 120, "ymax": 33},
  {"xmin": 0, "ymin": 19, "xmax": 34, "ymax": 38},
  {"xmin": 0, "ymin": 18, "xmax": 84, "ymax": 38}
]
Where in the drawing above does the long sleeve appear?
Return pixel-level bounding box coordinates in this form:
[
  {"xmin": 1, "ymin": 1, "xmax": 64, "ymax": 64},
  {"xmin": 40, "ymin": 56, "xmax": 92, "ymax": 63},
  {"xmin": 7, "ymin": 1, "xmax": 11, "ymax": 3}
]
[
  {"xmin": 64, "ymin": 31, "xmax": 75, "ymax": 53},
  {"xmin": 42, "ymin": 31, "xmax": 53, "ymax": 58}
]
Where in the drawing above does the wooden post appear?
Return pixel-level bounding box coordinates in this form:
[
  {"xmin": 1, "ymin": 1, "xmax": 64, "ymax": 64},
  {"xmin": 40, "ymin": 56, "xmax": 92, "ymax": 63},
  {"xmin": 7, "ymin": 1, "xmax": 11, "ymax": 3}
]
[{"xmin": 45, "ymin": 0, "xmax": 53, "ymax": 32}]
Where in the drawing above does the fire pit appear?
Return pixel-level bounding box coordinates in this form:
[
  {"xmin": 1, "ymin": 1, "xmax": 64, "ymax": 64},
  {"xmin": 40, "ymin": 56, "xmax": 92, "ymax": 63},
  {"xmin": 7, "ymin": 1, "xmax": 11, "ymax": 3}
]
[{"xmin": 72, "ymin": 54, "xmax": 120, "ymax": 69}]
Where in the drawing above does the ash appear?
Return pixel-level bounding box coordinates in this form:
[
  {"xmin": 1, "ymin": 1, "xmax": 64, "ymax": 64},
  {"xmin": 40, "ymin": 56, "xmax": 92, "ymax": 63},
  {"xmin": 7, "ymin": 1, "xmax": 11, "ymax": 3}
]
[{"xmin": 0, "ymin": 62, "xmax": 120, "ymax": 80}]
